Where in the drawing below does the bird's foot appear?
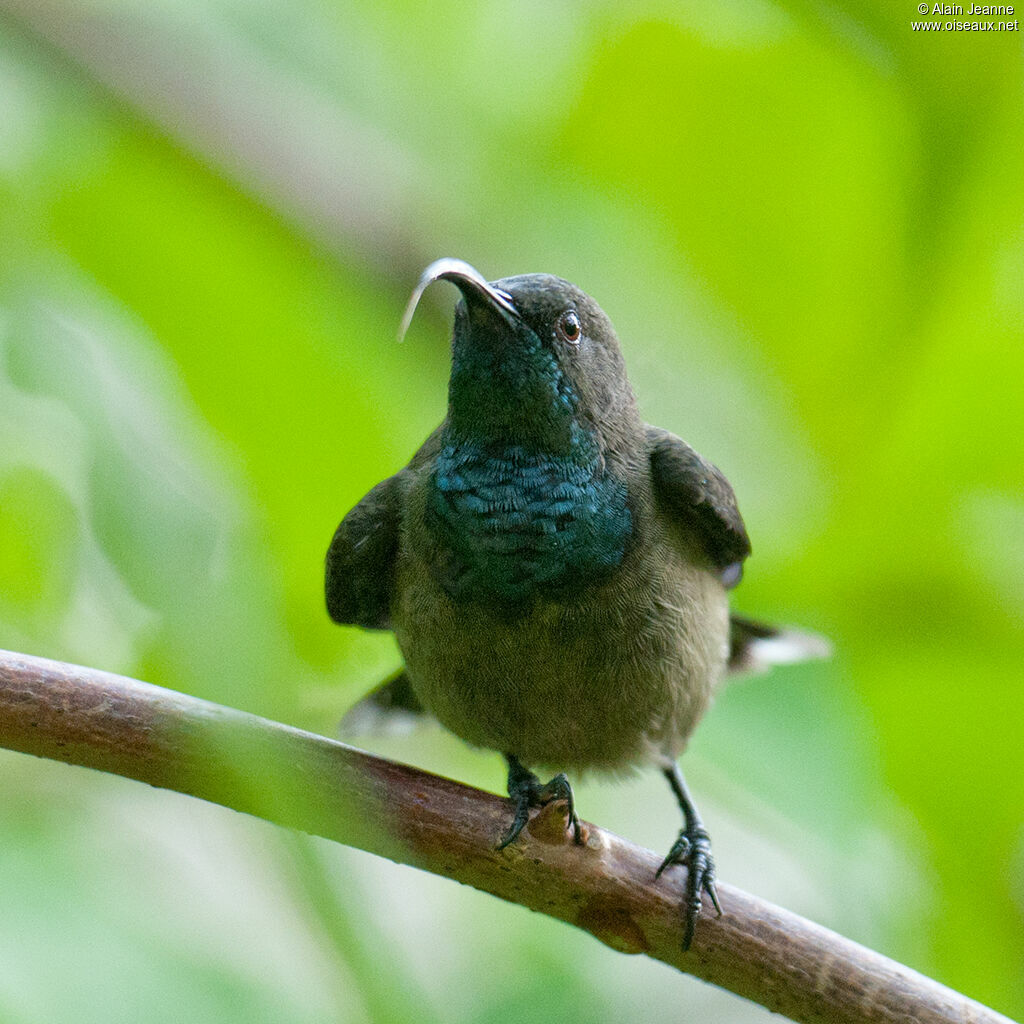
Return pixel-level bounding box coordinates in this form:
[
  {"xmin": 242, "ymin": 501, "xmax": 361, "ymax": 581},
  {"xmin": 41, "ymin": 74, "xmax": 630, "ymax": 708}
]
[
  {"xmin": 655, "ymin": 825, "xmax": 722, "ymax": 951},
  {"xmin": 498, "ymin": 760, "xmax": 583, "ymax": 850}
]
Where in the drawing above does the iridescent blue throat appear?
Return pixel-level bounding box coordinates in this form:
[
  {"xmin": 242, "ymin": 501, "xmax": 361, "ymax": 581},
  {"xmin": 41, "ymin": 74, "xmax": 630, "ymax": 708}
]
[{"xmin": 426, "ymin": 422, "xmax": 633, "ymax": 605}]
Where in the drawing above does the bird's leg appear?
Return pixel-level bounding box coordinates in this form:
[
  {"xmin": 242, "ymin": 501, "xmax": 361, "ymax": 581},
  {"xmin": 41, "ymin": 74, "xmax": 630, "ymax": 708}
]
[
  {"xmin": 497, "ymin": 754, "xmax": 583, "ymax": 849},
  {"xmin": 656, "ymin": 763, "xmax": 723, "ymax": 951}
]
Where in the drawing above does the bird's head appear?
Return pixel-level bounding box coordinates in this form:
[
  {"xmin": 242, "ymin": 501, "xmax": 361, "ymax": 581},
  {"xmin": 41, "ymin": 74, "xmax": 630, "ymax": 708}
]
[{"xmin": 402, "ymin": 258, "xmax": 640, "ymax": 455}]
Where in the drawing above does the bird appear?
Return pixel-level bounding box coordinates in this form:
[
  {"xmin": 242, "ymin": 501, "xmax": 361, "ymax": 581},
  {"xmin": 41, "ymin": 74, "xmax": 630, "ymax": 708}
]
[{"xmin": 325, "ymin": 257, "xmax": 825, "ymax": 950}]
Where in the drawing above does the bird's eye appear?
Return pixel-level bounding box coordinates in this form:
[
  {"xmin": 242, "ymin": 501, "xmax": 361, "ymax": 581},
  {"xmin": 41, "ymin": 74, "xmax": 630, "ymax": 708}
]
[{"xmin": 555, "ymin": 310, "xmax": 581, "ymax": 345}]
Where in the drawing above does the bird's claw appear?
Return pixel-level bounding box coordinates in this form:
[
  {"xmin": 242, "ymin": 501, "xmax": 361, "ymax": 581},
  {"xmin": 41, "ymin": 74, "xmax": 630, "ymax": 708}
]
[
  {"xmin": 656, "ymin": 825, "xmax": 721, "ymax": 951},
  {"xmin": 498, "ymin": 769, "xmax": 582, "ymax": 849},
  {"xmin": 497, "ymin": 795, "xmax": 532, "ymax": 850}
]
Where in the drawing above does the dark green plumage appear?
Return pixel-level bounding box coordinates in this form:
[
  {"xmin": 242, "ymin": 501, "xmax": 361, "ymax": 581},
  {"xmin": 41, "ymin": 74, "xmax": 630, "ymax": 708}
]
[
  {"xmin": 326, "ymin": 258, "xmax": 825, "ymax": 950},
  {"xmin": 426, "ymin": 424, "xmax": 632, "ymax": 605}
]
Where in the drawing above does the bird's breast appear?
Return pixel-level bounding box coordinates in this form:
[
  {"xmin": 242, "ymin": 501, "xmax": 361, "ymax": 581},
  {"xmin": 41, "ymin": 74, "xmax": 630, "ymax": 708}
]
[{"xmin": 423, "ymin": 439, "xmax": 633, "ymax": 605}]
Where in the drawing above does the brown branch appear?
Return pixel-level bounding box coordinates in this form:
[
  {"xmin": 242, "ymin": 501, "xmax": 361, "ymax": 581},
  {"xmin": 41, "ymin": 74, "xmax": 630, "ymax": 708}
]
[{"xmin": 0, "ymin": 648, "xmax": 1013, "ymax": 1024}]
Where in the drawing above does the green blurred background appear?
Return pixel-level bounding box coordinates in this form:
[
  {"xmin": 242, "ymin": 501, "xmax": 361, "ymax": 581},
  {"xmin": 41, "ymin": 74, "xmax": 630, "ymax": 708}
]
[{"xmin": 0, "ymin": 1, "xmax": 1021, "ymax": 1021}]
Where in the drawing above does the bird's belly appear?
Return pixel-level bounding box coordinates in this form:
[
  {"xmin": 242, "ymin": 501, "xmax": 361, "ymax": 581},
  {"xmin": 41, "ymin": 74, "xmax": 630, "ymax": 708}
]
[{"xmin": 392, "ymin": 543, "xmax": 729, "ymax": 775}]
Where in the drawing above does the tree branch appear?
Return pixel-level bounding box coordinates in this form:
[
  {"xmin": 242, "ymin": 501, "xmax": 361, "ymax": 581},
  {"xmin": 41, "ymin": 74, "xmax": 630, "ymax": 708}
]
[{"xmin": 0, "ymin": 648, "xmax": 1012, "ymax": 1024}]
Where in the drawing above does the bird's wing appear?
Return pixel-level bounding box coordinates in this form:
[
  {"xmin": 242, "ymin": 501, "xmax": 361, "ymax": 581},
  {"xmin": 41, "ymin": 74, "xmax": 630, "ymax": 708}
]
[
  {"xmin": 338, "ymin": 670, "xmax": 430, "ymax": 736},
  {"xmin": 645, "ymin": 425, "xmax": 751, "ymax": 587},
  {"xmin": 325, "ymin": 474, "xmax": 402, "ymax": 629}
]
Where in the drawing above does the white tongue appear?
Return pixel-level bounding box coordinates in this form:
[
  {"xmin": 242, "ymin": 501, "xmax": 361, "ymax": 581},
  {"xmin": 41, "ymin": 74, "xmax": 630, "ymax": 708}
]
[{"xmin": 398, "ymin": 257, "xmax": 516, "ymax": 342}]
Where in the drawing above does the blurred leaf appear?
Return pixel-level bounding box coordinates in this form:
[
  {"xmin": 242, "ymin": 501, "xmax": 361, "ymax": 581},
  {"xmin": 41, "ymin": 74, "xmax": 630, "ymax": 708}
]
[{"xmin": 0, "ymin": 1, "xmax": 1021, "ymax": 1020}]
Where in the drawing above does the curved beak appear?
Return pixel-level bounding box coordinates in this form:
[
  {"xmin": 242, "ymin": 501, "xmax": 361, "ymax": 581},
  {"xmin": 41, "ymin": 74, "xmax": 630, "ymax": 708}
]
[{"xmin": 398, "ymin": 257, "xmax": 519, "ymax": 341}]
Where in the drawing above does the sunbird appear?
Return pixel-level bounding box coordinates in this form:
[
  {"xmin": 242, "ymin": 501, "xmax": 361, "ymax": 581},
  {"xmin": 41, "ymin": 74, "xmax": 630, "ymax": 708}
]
[{"xmin": 326, "ymin": 258, "xmax": 824, "ymax": 949}]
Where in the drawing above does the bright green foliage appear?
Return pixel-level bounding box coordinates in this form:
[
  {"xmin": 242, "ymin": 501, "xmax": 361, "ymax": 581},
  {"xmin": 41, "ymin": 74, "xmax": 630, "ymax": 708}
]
[{"xmin": 0, "ymin": 2, "xmax": 1021, "ymax": 1021}]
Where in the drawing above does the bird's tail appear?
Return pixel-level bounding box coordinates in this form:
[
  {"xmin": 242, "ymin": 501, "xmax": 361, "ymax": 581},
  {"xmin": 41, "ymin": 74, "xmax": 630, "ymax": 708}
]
[
  {"xmin": 728, "ymin": 614, "xmax": 830, "ymax": 675},
  {"xmin": 338, "ymin": 670, "xmax": 428, "ymax": 737}
]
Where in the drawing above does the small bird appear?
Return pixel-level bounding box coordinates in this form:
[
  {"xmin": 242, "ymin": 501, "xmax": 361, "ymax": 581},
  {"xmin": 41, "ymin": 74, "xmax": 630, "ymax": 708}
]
[{"xmin": 326, "ymin": 258, "xmax": 824, "ymax": 949}]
